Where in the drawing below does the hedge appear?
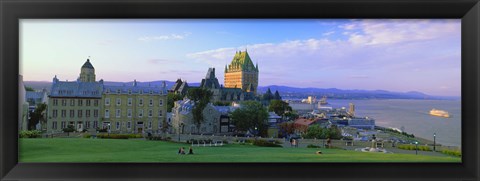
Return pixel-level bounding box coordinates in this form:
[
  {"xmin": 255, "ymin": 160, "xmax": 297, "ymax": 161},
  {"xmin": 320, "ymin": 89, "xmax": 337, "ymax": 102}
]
[
  {"xmin": 442, "ymin": 149, "xmax": 461, "ymax": 157},
  {"xmin": 397, "ymin": 144, "xmax": 432, "ymax": 151},
  {"xmin": 253, "ymin": 139, "xmax": 282, "ymax": 147},
  {"xmin": 19, "ymin": 130, "xmax": 42, "ymax": 138}
]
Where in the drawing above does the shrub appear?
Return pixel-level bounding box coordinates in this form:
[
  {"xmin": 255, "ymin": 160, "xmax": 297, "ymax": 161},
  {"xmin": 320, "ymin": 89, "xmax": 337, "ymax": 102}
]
[
  {"xmin": 62, "ymin": 125, "xmax": 75, "ymax": 133},
  {"xmin": 19, "ymin": 130, "xmax": 42, "ymax": 138},
  {"xmin": 442, "ymin": 149, "xmax": 461, "ymax": 157},
  {"xmin": 397, "ymin": 144, "xmax": 431, "ymax": 151},
  {"xmin": 253, "ymin": 139, "xmax": 282, "ymax": 147},
  {"xmin": 97, "ymin": 134, "xmax": 129, "ymax": 139},
  {"xmin": 83, "ymin": 134, "xmax": 92, "ymax": 138},
  {"xmin": 307, "ymin": 144, "xmax": 321, "ymax": 148}
]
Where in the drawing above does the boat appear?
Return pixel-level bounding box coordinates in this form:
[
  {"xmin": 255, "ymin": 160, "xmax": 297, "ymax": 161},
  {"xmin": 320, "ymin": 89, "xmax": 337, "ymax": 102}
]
[{"xmin": 429, "ymin": 109, "xmax": 450, "ymax": 118}]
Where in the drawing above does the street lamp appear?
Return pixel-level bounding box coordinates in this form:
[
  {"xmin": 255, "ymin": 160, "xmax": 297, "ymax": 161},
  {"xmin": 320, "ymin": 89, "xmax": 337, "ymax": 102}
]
[
  {"xmin": 415, "ymin": 141, "xmax": 418, "ymax": 155},
  {"xmin": 107, "ymin": 123, "xmax": 111, "ymax": 136},
  {"xmin": 433, "ymin": 133, "xmax": 436, "ymax": 152}
]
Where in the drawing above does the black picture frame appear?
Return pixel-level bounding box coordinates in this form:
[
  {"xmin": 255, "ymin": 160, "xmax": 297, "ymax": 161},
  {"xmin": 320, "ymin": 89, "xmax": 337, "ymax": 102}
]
[{"xmin": 1, "ymin": 0, "xmax": 479, "ymax": 180}]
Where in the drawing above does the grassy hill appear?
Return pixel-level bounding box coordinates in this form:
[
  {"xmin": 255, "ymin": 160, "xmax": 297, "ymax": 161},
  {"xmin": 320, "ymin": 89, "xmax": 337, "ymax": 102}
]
[{"xmin": 19, "ymin": 138, "xmax": 460, "ymax": 163}]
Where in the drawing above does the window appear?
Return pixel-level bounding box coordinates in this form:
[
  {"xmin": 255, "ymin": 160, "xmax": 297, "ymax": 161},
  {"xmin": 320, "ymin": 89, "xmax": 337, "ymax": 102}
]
[
  {"xmin": 116, "ymin": 122, "xmax": 120, "ymax": 130},
  {"xmin": 93, "ymin": 121, "xmax": 98, "ymax": 128},
  {"xmin": 61, "ymin": 121, "xmax": 66, "ymax": 129},
  {"xmin": 70, "ymin": 100, "xmax": 75, "ymax": 106},
  {"xmin": 52, "ymin": 110, "xmax": 58, "ymax": 118},
  {"xmin": 94, "ymin": 110, "xmax": 98, "ymax": 117},
  {"xmin": 148, "ymin": 121, "xmax": 152, "ymax": 129},
  {"xmin": 53, "ymin": 99, "xmax": 58, "ymax": 106},
  {"xmin": 127, "ymin": 109, "xmax": 132, "ymax": 118},
  {"xmin": 149, "ymin": 99, "xmax": 153, "ymax": 106},
  {"xmin": 106, "ymin": 89, "xmax": 110, "ymax": 94},
  {"xmin": 139, "ymin": 98, "xmax": 143, "ymax": 106},
  {"xmin": 105, "ymin": 109, "xmax": 110, "ymax": 118},
  {"xmin": 86, "ymin": 100, "xmax": 91, "ymax": 106},
  {"xmin": 116, "ymin": 109, "xmax": 121, "ymax": 118},
  {"xmin": 148, "ymin": 109, "xmax": 153, "ymax": 117},
  {"xmin": 86, "ymin": 121, "xmax": 91, "ymax": 129},
  {"xmin": 150, "ymin": 90, "xmax": 153, "ymax": 94},
  {"xmin": 105, "ymin": 98, "xmax": 110, "ymax": 106},
  {"xmin": 140, "ymin": 90, "xmax": 143, "ymax": 95},
  {"xmin": 78, "ymin": 110, "xmax": 83, "ymax": 118},
  {"xmin": 62, "ymin": 99, "xmax": 67, "ymax": 106},
  {"xmin": 159, "ymin": 99, "xmax": 163, "ymax": 106},
  {"xmin": 61, "ymin": 110, "xmax": 66, "ymax": 118},
  {"xmin": 128, "ymin": 89, "xmax": 132, "ymax": 95},
  {"xmin": 86, "ymin": 110, "xmax": 90, "ymax": 117},
  {"xmin": 127, "ymin": 98, "xmax": 132, "ymax": 106},
  {"xmin": 52, "ymin": 121, "xmax": 57, "ymax": 129},
  {"xmin": 117, "ymin": 89, "xmax": 121, "ymax": 94},
  {"xmin": 116, "ymin": 98, "xmax": 121, "ymax": 106},
  {"xmin": 78, "ymin": 99, "xmax": 83, "ymax": 106},
  {"xmin": 138, "ymin": 109, "xmax": 143, "ymax": 117},
  {"xmin": 94, "ymin": 100, "xmax": 98, "ymax": 106},
  {"xmin": 159, "ymin": 110, "xmax": 163, "ymax": 117},
  {"xmin": 70, "ymin": 110, "xmax": 74, "ymax": 118},
  {"xmin": 127, "ymin": 121, "xmax": 131, "ymax": 129}
]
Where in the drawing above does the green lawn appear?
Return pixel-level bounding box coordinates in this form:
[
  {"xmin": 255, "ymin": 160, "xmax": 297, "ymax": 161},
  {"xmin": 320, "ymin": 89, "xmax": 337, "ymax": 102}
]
[{"xmin": 19, "ymin": 138, "xmax": 461, "ymax": 162}]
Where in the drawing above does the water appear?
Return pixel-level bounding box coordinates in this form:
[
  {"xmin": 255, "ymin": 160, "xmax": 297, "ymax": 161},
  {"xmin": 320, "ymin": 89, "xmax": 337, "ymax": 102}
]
[{"xmin": 324, "ymin": 99, "xmax": 461, "ymax": 147}]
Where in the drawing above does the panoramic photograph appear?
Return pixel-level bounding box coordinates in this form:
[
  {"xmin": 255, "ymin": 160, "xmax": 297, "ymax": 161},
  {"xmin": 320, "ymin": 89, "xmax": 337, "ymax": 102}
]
[{"xmin": 19, "ymin": 19, "xmax": 461, "ymax": 162}]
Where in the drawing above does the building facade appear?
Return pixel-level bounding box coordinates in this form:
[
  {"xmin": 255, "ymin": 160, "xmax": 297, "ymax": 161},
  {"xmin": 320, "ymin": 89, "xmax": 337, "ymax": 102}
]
[
  {"xmin": 47, "ymin": 59, "xmax": 103, "ymax": 133},
  {"xmin": 171, "ymin": 99, "xmax": 234, "ymax": 134},
  {"xmin": 224, "ymin": 50, "xmax": 259, "ymax": 94},
  {"xmin": 102, "ymin": 80, "xmax": 167, "ymax": 134}
]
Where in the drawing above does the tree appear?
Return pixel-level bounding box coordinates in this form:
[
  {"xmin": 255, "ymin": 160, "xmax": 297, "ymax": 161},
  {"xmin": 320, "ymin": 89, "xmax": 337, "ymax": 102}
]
[
  {"xmin": 268, "ymin": 100, "xmax": 292, "ymax": 117},
  {"xmin": 230, "ymin": 101, "xmax": 269, "ymax": 137},
  {"xmin": 167, "ymin": 92, "xmax": 184, "ymax": 112},
  {"xmin": 25, "ymin": 86, "xmax": 34, "ymax": 91},
  {"xmin": 186, "ymin": 88, "xmax": 213, "ymax": 133},
  {"xmin": 28, "ymin": 103, "xmax": 47, "ymax": 130},
  {"xmin": 277, "ymin": 122, "xmax": 295, "ymax": 138},
  {"xmin": 303, "ymin": 125, "xmax": 342, "ymax": 139},
  {"xmin": 284, "ymin": 111, "xmax": 299, "ymax": 121},
  {"xmin": 274, "ymin": 90, "xmax": 282, "ymax": 100}
]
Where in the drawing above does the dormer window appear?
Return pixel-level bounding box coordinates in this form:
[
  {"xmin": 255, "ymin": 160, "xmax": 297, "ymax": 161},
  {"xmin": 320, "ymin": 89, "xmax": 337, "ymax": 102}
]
[
  {"xmin": 140, "ymin": 90, "xmax": 143, "ymax": 95},
  {"xmin": 117, "ymin": 89, "xmax": 121, "ymax": 94},
  {"xmin": 106, "ymin": 89, "xmax": 110, "ymax": 94},
  {"xmin": 150, "ymin": 90, "xmax": 153, "ymax": 94},
  {"xmin": 128, "ymin": 89, "xmax": 132, "ymax": 95}
]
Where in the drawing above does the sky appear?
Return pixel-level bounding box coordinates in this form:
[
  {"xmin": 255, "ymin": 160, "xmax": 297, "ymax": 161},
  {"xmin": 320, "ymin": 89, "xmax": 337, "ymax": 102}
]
[{"xmin": 20, "ymin": 19, "xmax": 461, "ymax": 96}]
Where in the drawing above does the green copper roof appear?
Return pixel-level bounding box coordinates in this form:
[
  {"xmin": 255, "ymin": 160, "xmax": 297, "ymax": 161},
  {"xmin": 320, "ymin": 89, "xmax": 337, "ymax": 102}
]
[{"xmin": 227, "ymin": 50, "xmax": 258, "ymax": 72}]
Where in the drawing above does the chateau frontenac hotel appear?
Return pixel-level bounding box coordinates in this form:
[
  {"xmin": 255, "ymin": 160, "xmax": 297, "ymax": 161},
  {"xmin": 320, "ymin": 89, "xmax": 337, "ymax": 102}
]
[{"xmin": 224, "ymin": 50, "xmax": 259, "ymax": 94}]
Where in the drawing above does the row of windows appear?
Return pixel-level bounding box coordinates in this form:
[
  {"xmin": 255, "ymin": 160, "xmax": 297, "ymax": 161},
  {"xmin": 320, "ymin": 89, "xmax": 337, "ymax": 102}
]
[
  {"xmin": 51, "ymin": 109, "xmax": 99, "ymax": 118},
  {"xmin": 105, "ymin": 98, "xmax": 163, "ymax": 107},
  {"xmin": 104, "ymin": 109, "xmax": 163, "ymax": 118},
  {"xmin": 52, "ymin": 99, "xmax": 99, "ymax": 107},
  {"xmin": 105, "ymin": 89, "xmax": 165, "ymax": 95},
  {"xmin": 51, "ymin": 121, "xmax": 98, "ymax": 129},
  {"xmin": 107, "ymin": 121, "xmax": 160, "ymax": 130}
]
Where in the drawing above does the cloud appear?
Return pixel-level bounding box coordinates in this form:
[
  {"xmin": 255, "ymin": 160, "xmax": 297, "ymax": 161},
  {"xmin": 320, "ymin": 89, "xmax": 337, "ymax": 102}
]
[
  {"xmin": 184, "ymin": 20, "xmax": 460, "ymax": 95},
  {"xmin": 340, "ymin": 19, "xmax": 460, "ymax": 46},
  {"xmin": 322, "ymin": 31, "xmax": 335, "ymax": 36},
  {"xmin": 147, "ymin": 59, "xmax": 170, "ymax": 64},
  {"xmin": 138, "ymin": 32, "xmax": 191, "ymax": 42}
]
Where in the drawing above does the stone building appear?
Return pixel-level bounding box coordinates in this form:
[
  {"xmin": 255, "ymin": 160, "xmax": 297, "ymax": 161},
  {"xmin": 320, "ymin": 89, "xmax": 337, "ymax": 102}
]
[
  {"xmin": 102, "ymin": 80, "xmax": 167, "ymax": 134},
  {"xmin": 47, "ymin": 59, "xmax": 103, "ymax": 133},
  {"xmin": 26, "ymin": 88, "xmax": 49, "ymax": 130},
  {"xmin": 224, "ymin": 50, "xmax": 259, "ymax": 94},
  {"xmin": 171, "ymin": 98, "xmax": 234, "ymax": 134},
  {"xmin": 19, "ymin": 75, "xmax": 29, "ymax": 131}
]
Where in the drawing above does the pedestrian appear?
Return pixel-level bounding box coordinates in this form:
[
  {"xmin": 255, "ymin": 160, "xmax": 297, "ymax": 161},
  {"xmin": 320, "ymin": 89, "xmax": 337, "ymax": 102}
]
[
  {"xmin": 292, "ymin": 139, "xmax": 297, "ymax": 148},
  {"xmin": 178, "ymin": 147, "xmax": 182, "ymax": 154},
  {"xmin": 188, "ymin": 147, "xmax": 194, "ymax": 154},
  {"xmin": 181, "ymin": 147, "xmax": 186, "ymax": 154},
  {"xmin": 295, "ymin": 139, "xmax": 299, "ymax": 148}
]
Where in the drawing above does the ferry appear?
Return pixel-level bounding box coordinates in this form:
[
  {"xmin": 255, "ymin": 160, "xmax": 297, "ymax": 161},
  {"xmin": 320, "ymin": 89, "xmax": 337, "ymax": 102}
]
[{"xmin": 429, "ymin": 109, "xmax": 450, "ymax": 118}]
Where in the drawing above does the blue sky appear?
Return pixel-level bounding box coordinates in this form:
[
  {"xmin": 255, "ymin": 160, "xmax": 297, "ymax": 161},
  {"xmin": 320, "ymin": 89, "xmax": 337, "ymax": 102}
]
[{"xmin": 20, "ymin": 19, "xmax": 461, "ymax": 96}]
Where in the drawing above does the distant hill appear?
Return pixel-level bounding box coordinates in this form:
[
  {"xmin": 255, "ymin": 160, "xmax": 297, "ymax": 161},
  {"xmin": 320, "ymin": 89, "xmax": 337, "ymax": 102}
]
[{"xmin": 24, "ymin": 81, "xmax": 457, "ymax": 100}]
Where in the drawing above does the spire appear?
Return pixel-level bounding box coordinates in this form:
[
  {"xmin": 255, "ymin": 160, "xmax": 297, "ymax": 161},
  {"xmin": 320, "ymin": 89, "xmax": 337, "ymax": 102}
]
[
  {"xmin": 225, "ymin": 64, "xmax": 228, "ymax": 73},
  {"xmin": 133, "ymin": 79, "xmax": 137, "ymax": 87}
]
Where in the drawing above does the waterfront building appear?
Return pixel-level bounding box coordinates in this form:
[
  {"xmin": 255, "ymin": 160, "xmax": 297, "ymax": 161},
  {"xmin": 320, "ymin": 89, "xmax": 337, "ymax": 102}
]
[
  {"xmin": 348, "ymin": 103, "xmax": 355, "ymax": 117},
  {"xmin": 224, "ymin": 50, "xmax": 259, "ymax": 94},
  {"xmin": 102, "ymin": 80, "xmax": 167, "ymax": 134},
  {"xmin": 171, "ymin": 98, "xmax": 235, "ymax": 134},
  {"xmin": 47, "ymin": 59, "xmax": 103, "ymax": 133}
]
